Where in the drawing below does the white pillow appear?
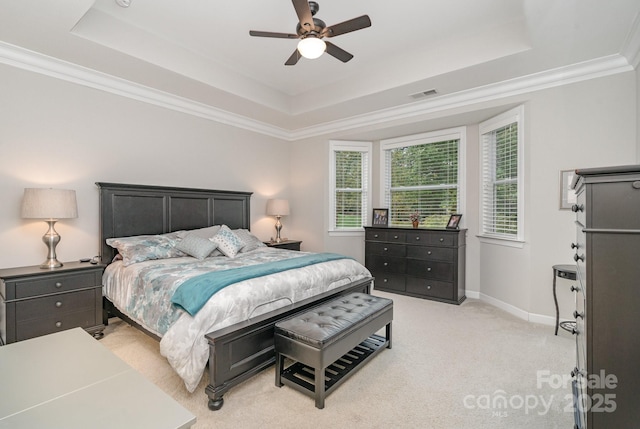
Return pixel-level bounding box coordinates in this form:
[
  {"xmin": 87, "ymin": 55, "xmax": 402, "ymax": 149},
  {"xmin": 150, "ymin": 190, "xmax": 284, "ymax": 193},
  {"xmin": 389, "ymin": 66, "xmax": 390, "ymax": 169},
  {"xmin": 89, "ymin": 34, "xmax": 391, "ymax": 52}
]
[
  {"xmin": 234, "ymin": 229, "xmax": 267, "ymax": 253},
  {"xmin": 176, "ymin": 234, "xmax": 218, "ymax": 259},
  {"xmin": 210, "ymin": 225, "xmax": 244, "ymax": 258}
]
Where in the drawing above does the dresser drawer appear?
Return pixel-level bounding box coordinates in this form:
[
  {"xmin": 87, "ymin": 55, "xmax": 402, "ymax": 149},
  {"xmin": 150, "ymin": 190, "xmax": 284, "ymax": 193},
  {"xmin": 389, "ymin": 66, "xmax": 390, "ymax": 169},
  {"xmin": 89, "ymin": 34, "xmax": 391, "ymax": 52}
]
[
  {"xmin": 406, "ymin": 259, "xmax": 454, "ymax": 281},
  {"xmin": 15, "ymin": 289, "xmax": 98, "ymax": 322},
  {"xmin": 406, "ymin": 231, "xmax": 455, "ymax": 247},
  {"xmin": 365, "ymin": 229, "xmax": 406, "ymax": 242},
  {"xmin": 406, "ymin": 245, "xmax": 454, "ymax": 261},
  {"xmin": 16, "ymin": 308, "xmax": 99, "ymax": 342},
  {"xmin": 405, "ymin": 277, "xmax": 454, "ymax": 301},
  {"xmin": 366, "ymin": 255, "xmax": 406, "ymax": 274},
  {"xmin": 14, "ymin": 271, "xmax": 99, "ymax": 299},
  {"xmin": 366, "ymin": 242, "xmax": 406, "ymax": 257},
  {"xmin": 372, "ymin": 273, "xmax": 405, "ymax": 292}
]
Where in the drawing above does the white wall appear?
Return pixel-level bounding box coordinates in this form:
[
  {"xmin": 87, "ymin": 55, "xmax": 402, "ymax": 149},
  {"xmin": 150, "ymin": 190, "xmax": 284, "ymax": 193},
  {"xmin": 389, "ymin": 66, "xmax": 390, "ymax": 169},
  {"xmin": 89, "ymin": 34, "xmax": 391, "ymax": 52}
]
[
  {"xmin": 1, "ymin": 59, "xmax": 637, "ymax": 324},
  {"xmin": 289, "ymin": 70, "xmax": 638, "ymax": 324},
  {"xmin": 0, "ymin": 64, "xmax": 291, "ymax": 269}
]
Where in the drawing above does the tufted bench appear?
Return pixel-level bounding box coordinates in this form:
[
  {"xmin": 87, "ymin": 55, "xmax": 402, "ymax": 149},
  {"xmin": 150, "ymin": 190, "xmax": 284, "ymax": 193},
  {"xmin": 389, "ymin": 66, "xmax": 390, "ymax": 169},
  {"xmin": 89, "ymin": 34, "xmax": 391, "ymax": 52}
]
[{"xmin": 274, "ymin": 293, "xmax": 393, "ymax": 409}]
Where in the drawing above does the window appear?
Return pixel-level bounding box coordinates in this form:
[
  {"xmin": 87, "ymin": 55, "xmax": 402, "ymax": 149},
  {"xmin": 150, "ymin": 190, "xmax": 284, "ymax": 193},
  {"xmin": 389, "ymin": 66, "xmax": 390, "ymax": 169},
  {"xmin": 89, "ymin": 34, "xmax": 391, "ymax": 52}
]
[
  {"xmin": 380, "ymin": 128, "xmax": 466, "ymax": 227},
  {"xmin": 479, "ymin": 105, "xmax": 524, "ymax": 242},
  {"xmin": 329, "ymin": 140, "xmax": 372, "ymax": 233}
]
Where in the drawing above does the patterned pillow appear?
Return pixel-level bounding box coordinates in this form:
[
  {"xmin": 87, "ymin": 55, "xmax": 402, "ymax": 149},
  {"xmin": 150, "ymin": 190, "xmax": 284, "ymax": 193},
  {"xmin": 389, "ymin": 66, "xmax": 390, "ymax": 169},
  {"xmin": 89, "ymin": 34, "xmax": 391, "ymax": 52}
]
[
  {"xmin": 210, "ymin": 225, "xmax": 245, "ymax": 258},
  {"xmin": 176, "ymin": 234, "xmax": 218, "ymax": 259},
  {"xmin": 234, "ymin": 229, "xmax": 267, "ymax": 253},
  {"xmin": 106, "ymin": 232, "xmax": 185, "ymax": 266}
]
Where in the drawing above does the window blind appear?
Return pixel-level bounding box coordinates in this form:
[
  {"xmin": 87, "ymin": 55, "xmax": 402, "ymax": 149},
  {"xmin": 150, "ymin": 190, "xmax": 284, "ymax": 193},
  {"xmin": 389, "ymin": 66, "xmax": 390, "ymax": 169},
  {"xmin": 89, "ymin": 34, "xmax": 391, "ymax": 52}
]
[
  {"xmin": 334, "ymin": 150, "xmax": 368, "ymax": 228},
  {"xmin": 481, "ymin": 122, "xmax": 518, "ymax": 237},
  {"xmin": 383, "ymin": 139, "xmax": 459, "ymax": 227}
]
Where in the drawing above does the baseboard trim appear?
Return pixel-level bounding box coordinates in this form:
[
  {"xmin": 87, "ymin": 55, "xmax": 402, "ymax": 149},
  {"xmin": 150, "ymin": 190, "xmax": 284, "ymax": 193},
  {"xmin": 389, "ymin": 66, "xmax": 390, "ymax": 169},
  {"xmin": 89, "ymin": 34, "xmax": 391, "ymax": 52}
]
[{"xmin": 476, "ymin": 292, "xmax": 556, "ymax": 326}]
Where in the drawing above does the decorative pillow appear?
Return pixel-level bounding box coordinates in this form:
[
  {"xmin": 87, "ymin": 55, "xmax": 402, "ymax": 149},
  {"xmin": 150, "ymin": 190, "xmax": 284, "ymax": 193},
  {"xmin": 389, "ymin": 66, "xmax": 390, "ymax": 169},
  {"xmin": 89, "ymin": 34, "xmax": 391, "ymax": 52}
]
[
  {"xmin": 176, "ymin": 234, "xmax": 218, "ymax": 259},
  {"xmin": 106, "ymin": 232, "xmax": 186, "ymax": 266},
  {"xmin": 210, "ymin": 225, "xmax": 244, "ymax": 258},
  {"xmin": 234, "ymin": 229, "xmax": 267, "ymax": 253}
]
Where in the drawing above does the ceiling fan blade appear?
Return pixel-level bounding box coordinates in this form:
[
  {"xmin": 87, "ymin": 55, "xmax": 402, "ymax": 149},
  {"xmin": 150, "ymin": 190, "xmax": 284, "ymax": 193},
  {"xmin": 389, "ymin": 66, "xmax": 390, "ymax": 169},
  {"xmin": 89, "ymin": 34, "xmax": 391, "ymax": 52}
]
[
  {"xmin": 292, "ymin": 0, "xmax": 313, "ymax": 31},
  {"xmin": 324, "ymin": 41, "xmax": 354, "ymax": 63},
  {"xmin": 285, "ymin": 49, "xmax": 302, "ymax": 66},
  {"xmin": 323, "ymin": 15, "xmax": 371, "ymax": 38},
  {"xmin": 249, "ymin": 30, "xmax": 298, "ymax": 39}
]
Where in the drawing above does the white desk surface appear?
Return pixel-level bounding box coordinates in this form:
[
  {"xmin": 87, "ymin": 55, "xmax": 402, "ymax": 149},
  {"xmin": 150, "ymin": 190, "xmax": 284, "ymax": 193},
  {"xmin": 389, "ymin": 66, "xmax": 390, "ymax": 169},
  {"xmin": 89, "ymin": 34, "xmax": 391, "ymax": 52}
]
[{"xmin": 0, "ymin": 328, "xmax": 196, "ymax": 429}]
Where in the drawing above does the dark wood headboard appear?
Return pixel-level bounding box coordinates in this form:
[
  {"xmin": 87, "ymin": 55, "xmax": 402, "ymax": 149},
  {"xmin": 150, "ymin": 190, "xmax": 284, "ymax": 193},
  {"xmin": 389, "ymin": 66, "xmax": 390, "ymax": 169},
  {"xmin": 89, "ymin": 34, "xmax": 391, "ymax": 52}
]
[{"xmin": 97, "ymin": 182, "xmax": 252, "ymax": 263}]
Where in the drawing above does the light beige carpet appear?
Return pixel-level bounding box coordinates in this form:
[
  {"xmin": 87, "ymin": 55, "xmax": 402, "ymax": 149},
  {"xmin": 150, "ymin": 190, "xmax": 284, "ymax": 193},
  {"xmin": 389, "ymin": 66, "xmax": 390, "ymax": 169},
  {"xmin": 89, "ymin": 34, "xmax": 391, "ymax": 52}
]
[{"xmin": 99, "ymin": 291, "xmax": 575, "ymax": 429}]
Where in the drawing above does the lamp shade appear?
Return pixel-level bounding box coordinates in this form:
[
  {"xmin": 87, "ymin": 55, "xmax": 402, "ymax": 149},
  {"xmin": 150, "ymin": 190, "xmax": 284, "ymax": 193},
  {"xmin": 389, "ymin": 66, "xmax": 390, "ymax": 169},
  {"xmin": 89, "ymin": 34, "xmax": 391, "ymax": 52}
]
[
  {"xmin": 21, "ymin": 188, "xmax": 78, "ymax": 220},
  {"xmin": 297, "ymin": 36, "xmax": 326, "ymax": 59},
  {"xmin": 266, "ymin": 199, "xmax": 290, "ymax": 216}
]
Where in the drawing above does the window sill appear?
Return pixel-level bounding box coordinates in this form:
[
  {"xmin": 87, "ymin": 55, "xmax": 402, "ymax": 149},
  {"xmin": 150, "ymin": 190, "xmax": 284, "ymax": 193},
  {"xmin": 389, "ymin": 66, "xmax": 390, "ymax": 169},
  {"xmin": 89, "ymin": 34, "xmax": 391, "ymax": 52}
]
[
  {"xmin": 328, "ymin": 230, "xmax": 365, "ymax": 237},
  {"xmin": 477, "ymin": 235, "xmax": 525, "ymax": 248}
]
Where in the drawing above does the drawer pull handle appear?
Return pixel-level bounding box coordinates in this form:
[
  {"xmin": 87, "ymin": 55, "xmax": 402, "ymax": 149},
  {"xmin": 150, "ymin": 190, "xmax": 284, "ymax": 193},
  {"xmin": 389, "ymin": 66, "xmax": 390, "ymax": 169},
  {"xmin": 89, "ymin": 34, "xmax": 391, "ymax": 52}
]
[
  {"xmin": 383, "ymin": 262, "xmax": 388, "ymax": 266},
  {"xmin": 571, "ymin": 367, "xmax": 584, "ymax": 378},
  {"xmin": 427, "ymin": 267, "xmax": 432, "ymax": 272},
  {"xmin": 55, "ymin": 282, "xmax": 62, "ymax": 288},
  {"xmin": 55, "ymin": 301, "xmax": 62, "ymax": 308},
  {"xmin": 415, "ymin": 236, "xmax": 420, "ymax": 240},
  {"xmin": 393, "ymin": 235, "xmax": 399, "ymax": 239},
  {"xmin": 571, "ymin": 327, "xmax": 578, "ymax": 335},
  {"xmin": 570, "ymin": 285, "xmax": 580, "ymax": 293},
  {"xmin": 571, "ymin": 204, "xmax": 584, "ymax": 213},
  {"xmin": 55, "ymin": 321, "xmax": 62, "ymax": 328},
  {"xmin": 632, "ymin": 181, "xmax": 640, "ymax": 189},
  {"xmin": 374, "ymin": 234, "xmax": 379, "ymax": 238},
  {"xmin": 427, "ymin": 251, "xmax": 432, "ymax": 255},
  {"xmin": 570, "ymin": 243, "xmax": 579, "ymax": 249},
  {"xmin": 573, "ymin": 253, "xmax": 584, "ymax": 262},
  {"xmin": 383, "ymin": 278, "xmax": 388, "ymax": 283},
  {"xmin": 383, "ymin": 247, "xmax": 388, "ymax": 251},
  {"xmin": 426, "ymin": 285, "xmax": 432, "ymax": 290},
  {"xmin": 439, "ymin": 238, "xmax": 444, "ymax": 242},
  {"xmin": 573, "ymin": 310, "xmax": 584, "ymax": 319}
]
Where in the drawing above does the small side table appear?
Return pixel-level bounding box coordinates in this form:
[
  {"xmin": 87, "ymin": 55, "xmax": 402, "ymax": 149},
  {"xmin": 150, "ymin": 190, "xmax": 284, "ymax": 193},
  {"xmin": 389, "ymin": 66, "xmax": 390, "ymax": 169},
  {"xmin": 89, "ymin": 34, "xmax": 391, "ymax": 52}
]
[
  {"xmin": 552, "ymin": 264, "xmax": 577, "ymax": 335},
  {"xmin": 264, "ymin": 240, "xmax": 302, "ymax": 251}
]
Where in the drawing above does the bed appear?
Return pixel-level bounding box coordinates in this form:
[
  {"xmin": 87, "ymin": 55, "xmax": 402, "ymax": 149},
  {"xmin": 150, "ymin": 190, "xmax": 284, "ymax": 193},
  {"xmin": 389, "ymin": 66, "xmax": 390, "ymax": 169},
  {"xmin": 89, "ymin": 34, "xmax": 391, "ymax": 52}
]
[{"xmin": 97, "ymin": 182, "xmax": 373, "ymax": 410}]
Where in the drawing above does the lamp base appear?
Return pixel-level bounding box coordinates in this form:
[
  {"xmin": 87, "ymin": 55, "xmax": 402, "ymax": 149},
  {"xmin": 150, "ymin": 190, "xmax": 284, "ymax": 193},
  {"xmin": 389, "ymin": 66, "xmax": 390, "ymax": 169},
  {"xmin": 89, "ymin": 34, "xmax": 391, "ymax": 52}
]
[
  {"xmin": 40, "ymin": 220, "xmax": 63, "ymax": 269},
  {"xmin": 40, "ymin": 258, "xmax": 63, "ymax": 269}
]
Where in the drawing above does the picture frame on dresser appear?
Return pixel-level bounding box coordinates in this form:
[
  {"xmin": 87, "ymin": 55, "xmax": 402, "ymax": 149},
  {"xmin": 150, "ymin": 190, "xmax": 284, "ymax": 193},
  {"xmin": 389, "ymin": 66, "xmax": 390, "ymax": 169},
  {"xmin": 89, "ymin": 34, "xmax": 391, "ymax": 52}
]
[
  {"xmin": 372, "ymin": 208, "xmax": 389, "ymax": 226},
  {"xmin": 446, "ymin": 214, "xmax": 462, "ymax": 229}
]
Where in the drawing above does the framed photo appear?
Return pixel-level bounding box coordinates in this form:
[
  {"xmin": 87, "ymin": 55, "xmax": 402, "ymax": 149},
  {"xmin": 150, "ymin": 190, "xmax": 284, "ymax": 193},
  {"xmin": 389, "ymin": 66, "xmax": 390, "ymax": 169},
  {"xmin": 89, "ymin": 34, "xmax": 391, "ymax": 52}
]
[
  {"xmin": 560, "ymin": 170, "xmax": 577, "ymax": 210},
  {"xmin": 446, "ymin": 214, "xmax": 462, "ymax": 229},
  {"xmin": 372, "ymin": 208, "xmax": 389, "ymax": 226}
]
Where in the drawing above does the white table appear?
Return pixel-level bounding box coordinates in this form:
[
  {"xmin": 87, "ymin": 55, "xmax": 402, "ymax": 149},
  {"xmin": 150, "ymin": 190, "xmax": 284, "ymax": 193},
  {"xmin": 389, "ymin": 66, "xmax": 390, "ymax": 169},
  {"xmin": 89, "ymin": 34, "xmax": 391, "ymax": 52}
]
[{"xmin": 0, "ymin": 328, "xmax": 196, "ymax": 429}]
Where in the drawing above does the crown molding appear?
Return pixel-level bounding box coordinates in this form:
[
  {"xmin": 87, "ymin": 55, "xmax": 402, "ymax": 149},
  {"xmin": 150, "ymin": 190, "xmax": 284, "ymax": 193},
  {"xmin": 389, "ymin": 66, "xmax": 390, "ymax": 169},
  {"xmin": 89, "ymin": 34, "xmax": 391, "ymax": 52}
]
[
  {"xmin": 0, "ymin": 41, "xmax": 634, "ymax": 142},
  {"xmin": 0, "ymin": 41, "xmax": 290, "ymax": 140}
]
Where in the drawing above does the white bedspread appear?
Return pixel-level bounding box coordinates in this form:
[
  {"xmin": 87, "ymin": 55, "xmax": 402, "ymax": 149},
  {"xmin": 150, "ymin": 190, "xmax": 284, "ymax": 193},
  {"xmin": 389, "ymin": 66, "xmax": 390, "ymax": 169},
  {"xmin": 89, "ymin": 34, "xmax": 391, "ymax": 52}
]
[{"xmin": 103, "ymin": 248, "xmax": 371, "ymax": 392}]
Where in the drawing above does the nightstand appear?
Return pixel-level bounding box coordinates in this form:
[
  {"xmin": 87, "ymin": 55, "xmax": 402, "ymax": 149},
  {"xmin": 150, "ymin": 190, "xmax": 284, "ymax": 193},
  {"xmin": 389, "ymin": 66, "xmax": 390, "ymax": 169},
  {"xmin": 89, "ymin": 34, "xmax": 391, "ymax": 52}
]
[
  {"xmin": 0, "ymin": 262, "xmax": 105, "ymax": 344},
  {"xmin": 264, "ymin": 240, "xmax": 302, "ymax": 251}
]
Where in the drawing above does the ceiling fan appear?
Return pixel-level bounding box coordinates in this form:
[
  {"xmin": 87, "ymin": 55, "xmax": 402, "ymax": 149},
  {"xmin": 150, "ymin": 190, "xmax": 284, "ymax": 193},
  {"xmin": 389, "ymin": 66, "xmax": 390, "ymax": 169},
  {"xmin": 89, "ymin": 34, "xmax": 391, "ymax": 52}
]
[{"xmin": 249, "ymin": 0, "xmax": 371, "ymax": 66}]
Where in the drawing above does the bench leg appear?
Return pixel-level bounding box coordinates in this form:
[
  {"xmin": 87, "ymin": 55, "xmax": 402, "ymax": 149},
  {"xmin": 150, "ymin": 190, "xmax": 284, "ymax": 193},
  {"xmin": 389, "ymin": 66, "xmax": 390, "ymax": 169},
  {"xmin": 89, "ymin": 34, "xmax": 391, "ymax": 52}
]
[
  {"xmin": 275, "ymin": 352, "xmax": 284, "ymax": 387},
  {"xmin": 386, "ymin": 322, "xmax": 393, "ymax": 349},
  {"xmin": 314, "ymin": 366, "xmax": 325, "ymax": 409}
]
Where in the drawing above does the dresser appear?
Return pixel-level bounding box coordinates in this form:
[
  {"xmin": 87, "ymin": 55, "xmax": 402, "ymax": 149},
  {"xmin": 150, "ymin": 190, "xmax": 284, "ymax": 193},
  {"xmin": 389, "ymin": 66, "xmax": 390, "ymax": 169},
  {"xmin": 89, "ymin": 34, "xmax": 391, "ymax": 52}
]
[
  {"xmin": 364, "ymin": 226, "xmax": 466, "ymax": 304},
  {"xmin": 570, "ymin": 165, "xmax": 640, "ymax": 428},
  {"xmin": 0, "ymin": 262, "xmax": 105, "ymax": 344}
]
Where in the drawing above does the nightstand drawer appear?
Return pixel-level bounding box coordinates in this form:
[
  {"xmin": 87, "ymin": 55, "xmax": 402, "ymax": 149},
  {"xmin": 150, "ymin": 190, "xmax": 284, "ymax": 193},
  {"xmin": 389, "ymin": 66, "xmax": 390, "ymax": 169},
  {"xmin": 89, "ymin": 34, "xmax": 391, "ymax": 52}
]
[
  {"xmin": 16, "ymin": 308, "xmax": 99, "ymax": 342},
  {"xmin": 14, "ymin": 272, "xmax": 99, "ymax": 299},
  {"xmin": 15, "ymin": 289, "xmax": 98, "ymax": 322}
]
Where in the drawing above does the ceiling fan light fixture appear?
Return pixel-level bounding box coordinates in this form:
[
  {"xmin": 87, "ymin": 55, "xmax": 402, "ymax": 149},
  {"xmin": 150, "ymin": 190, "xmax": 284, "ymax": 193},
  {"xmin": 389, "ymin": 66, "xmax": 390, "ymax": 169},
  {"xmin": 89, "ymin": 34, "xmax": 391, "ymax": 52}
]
[{"xmin": 297, "ymin": 36, "xmax": 326, "ymax": 59}]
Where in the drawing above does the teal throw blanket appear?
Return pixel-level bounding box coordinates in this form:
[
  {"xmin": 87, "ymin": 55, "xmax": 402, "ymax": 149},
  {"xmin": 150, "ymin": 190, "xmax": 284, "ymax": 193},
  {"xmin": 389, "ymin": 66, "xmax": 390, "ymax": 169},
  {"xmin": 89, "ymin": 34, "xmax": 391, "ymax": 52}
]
[{"xmin": 172, "ymin": 252, "xmax": 349, "ymax": 316}]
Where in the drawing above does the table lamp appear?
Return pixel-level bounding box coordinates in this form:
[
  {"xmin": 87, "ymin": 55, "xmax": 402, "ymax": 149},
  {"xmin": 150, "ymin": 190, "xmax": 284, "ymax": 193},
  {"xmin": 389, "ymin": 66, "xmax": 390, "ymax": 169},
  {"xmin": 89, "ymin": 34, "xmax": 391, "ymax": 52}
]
[
  {"xmin": 266, "ymin": 199, "xmax": 290, "ymax": 243},
  {"xmin": 21, "ymin": 188, "xmax": 78, "ymax": 269}
]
